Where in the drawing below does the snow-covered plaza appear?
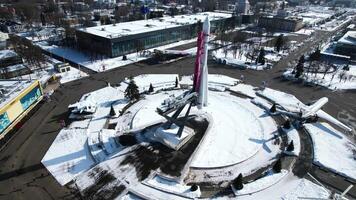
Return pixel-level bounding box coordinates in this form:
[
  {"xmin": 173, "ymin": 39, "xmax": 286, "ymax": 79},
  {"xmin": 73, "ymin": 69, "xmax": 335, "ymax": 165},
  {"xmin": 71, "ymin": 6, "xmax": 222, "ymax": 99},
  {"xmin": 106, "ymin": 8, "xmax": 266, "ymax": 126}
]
[{"xmin": 41, "ymin": 73, "xmax": 355, "ymax": 199}]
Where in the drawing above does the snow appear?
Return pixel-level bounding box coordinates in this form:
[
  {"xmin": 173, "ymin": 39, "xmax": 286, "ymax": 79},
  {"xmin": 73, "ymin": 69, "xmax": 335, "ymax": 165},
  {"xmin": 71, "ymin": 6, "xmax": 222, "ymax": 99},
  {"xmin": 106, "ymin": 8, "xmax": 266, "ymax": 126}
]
[
  {"xmin": 229, "ymin": 83, "xmax": 258, "ymax": 98},
  {"xmin": 119, "ymin": 74, "xmax": 179, "ymax": 93},
  {"xmin": 0, "ymin": 80, "xmax": 33, "ymax": 108},
  {"xmin": 212, "ymin": 45, "xmax": 279, "ymax": 70},
  {"xmin": 232, "ymin": 170, "xmax": 288, "ymax": 196},
  {"xmin": 144, "ymin": 174, "xmax": 201, "ymax": 198},
  {"xmin": 281, "ymin": 178, "xmax": 330, "ymax": 200},
  {"xmin": 179, "ymin": 74, "xmax": 239, "ymax": 88},
  {"xmin": 38, "ymin": 38, "xmax": 198, "ymax": 72},
  {"xmin": 257, "ymin": 88, "xmax": 303, "ymax": 112},
  {"xmin": 190, "ymin": 92, "xmax": 276, "ymax": 168},
  {"xmin": 79, "ymin": 12, "xmax": 231, "ymax": 39},
  {"xmin": 0, "ymin": 49, "xmax": 17, "ymax": 60},
  {"xmin": 295, "ymin": 28, "xmax": 315, "ymax": 36},
  {"xmin": 41, "ymin": 128, "xmax": 95, "ymax": 185},
  {"xmin": 304, "ymin": 122, "xmax": 356, "ymax": 181},
  {"xmin": 283, "ymin": 65, "xmax": 356, "ymax": 90},
  {"xmin": 282, "ymin": 127, "xmax": 301, "ymax": 156},
  {"xmin": 337, "ymin": 31, "xmax": 356, "ymax": 46},
  {"xmin": 57, "ymin": 66, "xmax": 88, "ymax": 84}
]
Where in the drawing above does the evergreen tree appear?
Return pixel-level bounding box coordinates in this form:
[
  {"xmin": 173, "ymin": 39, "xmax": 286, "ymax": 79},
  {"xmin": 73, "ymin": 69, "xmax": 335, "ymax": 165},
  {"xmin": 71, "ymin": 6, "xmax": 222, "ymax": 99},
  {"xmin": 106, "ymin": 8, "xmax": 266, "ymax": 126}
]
[
  {"xmin": 109, "ymin": 104, "xmax": 116, "ymax": 117},
  {"xmin": 309, "ymin": 47, "xmax": 321, "ymax": 62},
  {"xmin": 295, "ymin": 55, "xmax": 305, "ymax": 78},
  {"xmin": 273, "ymin": 158, "xmax": 282, "ymax": 173},
  {"xmin": 270, "ymin": 104, "xmax": 276, "ymax": 113},
  {"xmin": 256, "ymin": 48, "xmax": 266, "ymax": 65},
  {"xmin": 283, "ymin": 119, "xmax": 291, "ymax": 129},
  {"xmin": 190, "ymin": 184, "xmax": 198, "ymax": 191},
  {"xmin": 275, "ymin": 34, "xmax": 284, "ymax": 52},
  {"xmin": 287, "ymin": 140, "xmax": 294, "ymax": 152},
  {"xmin": 148, "ymin": 83, "xmax": 154, "ymax": 93},
  {"xmin": 233, "ymin": 173, "xmax": 244, "ymax": 190},
  {"xmin": 125, "ymin": 78, "xmax": 140, "ymax": 101},
  {"xmin": 175, "ymin": 77, "xmax": 179, "ymax": 87}
]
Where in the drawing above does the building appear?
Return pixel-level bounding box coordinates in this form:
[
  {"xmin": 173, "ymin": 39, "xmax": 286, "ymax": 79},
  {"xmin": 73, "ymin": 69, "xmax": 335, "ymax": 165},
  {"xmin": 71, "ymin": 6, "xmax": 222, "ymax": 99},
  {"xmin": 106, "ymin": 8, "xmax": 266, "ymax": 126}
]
[
  {"xmin": 0, "ymin": 32, "xmax": 8, "ymax": 50},
  {"xmin": 55, "ymin": 62, "xmax": 71, "ymax": 73},
  {"xmin": 76, "ymin": 12, "xmax": 234, "ymax": 58},
  {"xmin": 0, "ymin": 20, "xmax": 24, "ymax": 33},
  {"xmin": 258, "ymin": 16, "xmax": 303, "ymax": 32},
  {"xmin": 0, "ymin": 50, "xmax": 32, "ymax": 79},
  {"xmin": 235, "ymin": 0, "xmax": 250, "ymax": 15},
  {"xmin": 335, "ymin": 31, "xmax": 356, "ymax": 60},
  {"xmin": 0, "ymin": 80, "xmax": 43, "ymax": 141}
]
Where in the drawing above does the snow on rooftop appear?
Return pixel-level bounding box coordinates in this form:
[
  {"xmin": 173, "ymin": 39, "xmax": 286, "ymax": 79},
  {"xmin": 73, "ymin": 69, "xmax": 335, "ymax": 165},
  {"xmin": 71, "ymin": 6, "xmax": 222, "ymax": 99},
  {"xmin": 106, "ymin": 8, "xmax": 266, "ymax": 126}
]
[
  {"xmin": 337, "ymin": 31, "xmax": 356, "ymax": 46},
  {"xmin": 41, "ymin": 128, "xmax": 95, "ymax": 185},
  {"xmin": 79, "ymin": 12, "xmax": 232, "ymax": 39},
  {"xmin": 0, "ymin": 79, "xmax": 34, "ymax": 108},
  {"xmin": 0, "ymin": 49, "xmax": 18, "ymax": 60},
  {"xmin": 304, "ymin": 122, "xmax": 356, "ymax": 180}
]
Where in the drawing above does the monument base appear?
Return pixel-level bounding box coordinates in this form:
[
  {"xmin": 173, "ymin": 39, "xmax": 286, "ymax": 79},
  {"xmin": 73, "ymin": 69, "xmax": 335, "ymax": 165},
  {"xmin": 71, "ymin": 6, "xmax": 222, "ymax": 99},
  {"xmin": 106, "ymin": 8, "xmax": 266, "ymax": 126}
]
[{"xmin": 149, "ymin": 124, "xmax": 195, "ymax": 150}]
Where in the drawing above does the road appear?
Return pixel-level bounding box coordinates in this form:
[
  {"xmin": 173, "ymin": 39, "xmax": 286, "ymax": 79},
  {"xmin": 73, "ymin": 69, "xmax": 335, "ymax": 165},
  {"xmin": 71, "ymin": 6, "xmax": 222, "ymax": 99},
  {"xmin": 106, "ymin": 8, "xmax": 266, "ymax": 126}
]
[{"xmin": 0, "ymin": 31, "xmax": 355, "ymax": 199}]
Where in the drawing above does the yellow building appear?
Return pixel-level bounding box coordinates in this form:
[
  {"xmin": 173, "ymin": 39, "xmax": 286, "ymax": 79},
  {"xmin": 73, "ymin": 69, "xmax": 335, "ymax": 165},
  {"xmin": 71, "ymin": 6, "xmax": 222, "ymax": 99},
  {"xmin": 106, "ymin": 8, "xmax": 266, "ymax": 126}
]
[{"xmin": 0, "ymin": 80, "xmax": 43, "ymax": 140}]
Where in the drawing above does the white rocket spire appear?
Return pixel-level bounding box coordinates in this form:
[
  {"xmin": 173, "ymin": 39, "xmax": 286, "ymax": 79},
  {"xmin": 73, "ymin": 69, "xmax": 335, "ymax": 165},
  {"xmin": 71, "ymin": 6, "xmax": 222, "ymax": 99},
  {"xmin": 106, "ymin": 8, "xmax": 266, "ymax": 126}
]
[{"xmin": 198, "ymin": 16, "xmax": 210, "ymax": 108}]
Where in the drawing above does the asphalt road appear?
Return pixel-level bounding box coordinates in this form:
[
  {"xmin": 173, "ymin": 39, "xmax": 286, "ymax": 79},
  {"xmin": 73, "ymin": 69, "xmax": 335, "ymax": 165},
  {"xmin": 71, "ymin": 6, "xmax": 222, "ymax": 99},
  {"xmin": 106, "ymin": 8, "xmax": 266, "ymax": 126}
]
[{"xmin": 0, "ymin": 31, "xmax": 355, "ymax": 199}]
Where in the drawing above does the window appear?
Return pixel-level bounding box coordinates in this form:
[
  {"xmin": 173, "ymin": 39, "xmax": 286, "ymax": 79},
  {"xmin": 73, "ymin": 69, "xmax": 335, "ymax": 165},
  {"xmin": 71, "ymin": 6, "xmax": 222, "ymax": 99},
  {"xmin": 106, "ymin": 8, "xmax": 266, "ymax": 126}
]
[{"xmin": 0, "ymin": 112, "xmax": 11, "ymax": 134}]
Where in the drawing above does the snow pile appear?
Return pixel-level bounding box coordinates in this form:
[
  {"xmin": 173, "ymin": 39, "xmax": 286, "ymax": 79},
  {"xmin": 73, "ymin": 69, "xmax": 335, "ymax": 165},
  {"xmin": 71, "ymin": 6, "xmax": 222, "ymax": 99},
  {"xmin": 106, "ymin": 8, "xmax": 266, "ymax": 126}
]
[
  {"xmin": 232, "ymin": 170, "xmax": 288, "ymax": 196},
  {"xmin": 304, "ymin": 122, "xmax": 356, "ymax": 180},
  {"xmin": 41, "ymin": 128, "xmax": 95, "ymax": 185},
  {"xmin": 281, "ymin": 178, "xmax": 330, "ymax": 200}
]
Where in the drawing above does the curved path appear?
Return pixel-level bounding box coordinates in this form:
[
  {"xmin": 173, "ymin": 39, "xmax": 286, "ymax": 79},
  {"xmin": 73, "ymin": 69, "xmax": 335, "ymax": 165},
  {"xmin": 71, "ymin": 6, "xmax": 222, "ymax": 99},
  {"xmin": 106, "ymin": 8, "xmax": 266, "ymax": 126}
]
[{"xmin": 0, "ymin": 30, "xmax": 355, "ymax": 199}]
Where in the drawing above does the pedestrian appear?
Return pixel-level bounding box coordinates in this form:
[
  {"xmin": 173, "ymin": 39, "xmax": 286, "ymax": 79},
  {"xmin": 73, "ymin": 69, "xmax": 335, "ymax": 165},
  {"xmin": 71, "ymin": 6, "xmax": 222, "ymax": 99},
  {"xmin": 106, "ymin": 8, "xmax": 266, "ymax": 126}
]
[{"xmin": 240, "ymin": 75, "xmax": 245, "ymax": 83}]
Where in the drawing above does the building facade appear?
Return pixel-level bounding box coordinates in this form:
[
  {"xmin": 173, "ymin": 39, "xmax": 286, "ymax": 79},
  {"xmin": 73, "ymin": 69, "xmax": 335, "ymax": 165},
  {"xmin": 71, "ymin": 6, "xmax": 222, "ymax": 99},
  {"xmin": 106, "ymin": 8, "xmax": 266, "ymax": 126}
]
[
  {"xmin": 0, "ymin": 80, "xmax": 43, "ymax": 140},
  {"xmin": 76, "ymin": 12, "xmax": 234, "ymax": 58},
  {"xmin": 258, "ymin": 16, "xmax": 303, "ymax": 32}
]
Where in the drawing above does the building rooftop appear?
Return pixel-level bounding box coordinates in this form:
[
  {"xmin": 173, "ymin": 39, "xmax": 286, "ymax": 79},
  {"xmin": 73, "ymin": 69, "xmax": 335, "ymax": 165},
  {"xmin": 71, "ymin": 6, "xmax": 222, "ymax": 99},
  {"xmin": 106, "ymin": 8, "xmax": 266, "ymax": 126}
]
[
  {"xmin": 338, "ymin": 31, "xmax": 356, "ymax": 46},
  {"xmin": 0, "ymin": 79, "xmax": 34, "ymax": 109},
  {"xmin": 0, "ymin": 50, "xmax": 18, "ymax": 61},
  {"xmin": 78, "ymin": 12, "xmax": 232, "ymax": 39}
]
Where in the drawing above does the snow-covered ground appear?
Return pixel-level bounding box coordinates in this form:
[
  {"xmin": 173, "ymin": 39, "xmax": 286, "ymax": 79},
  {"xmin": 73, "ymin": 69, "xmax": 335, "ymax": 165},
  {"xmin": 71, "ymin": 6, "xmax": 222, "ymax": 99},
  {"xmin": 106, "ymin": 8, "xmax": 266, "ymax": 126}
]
[
  {"xmin": 37, "ymin": 38, "xmax": 197, "ymax": 72},
  {"xmin": 10, "ymin": 62, "xmax": 88, "ymax": 85},
  {"xmin": 283, "ymin": 65, "xmax": 356, "ymax": 90},
  {"xmin": 304, "ymin": 122, "xmax": 356, "ymax": 181},
  {"xmin": 212, "ymin": 45, "xmax": 282, "ymax": 70},
  {"xmin": 232, "ymin": 170, "xmax": 288, "ymax": 196},
  {"xmin": 56, "ymin": 66, "xmax": 88, "ymax": 84}
]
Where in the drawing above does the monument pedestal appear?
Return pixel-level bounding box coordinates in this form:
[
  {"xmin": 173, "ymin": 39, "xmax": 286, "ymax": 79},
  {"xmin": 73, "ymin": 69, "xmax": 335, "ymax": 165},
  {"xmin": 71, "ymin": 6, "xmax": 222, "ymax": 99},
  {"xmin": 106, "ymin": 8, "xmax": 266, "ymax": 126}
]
[{"xmin": 150, "ymin": 124, "xmax": 195, "ymax": 150}]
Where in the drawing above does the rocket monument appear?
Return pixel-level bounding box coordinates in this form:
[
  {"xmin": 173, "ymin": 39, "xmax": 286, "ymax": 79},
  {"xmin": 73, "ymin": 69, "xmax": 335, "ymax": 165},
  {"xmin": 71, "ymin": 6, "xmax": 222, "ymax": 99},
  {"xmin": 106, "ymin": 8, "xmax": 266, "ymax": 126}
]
[{"xmin": 193, "ymin": 16, "xmax": 210, "ymax": 108}]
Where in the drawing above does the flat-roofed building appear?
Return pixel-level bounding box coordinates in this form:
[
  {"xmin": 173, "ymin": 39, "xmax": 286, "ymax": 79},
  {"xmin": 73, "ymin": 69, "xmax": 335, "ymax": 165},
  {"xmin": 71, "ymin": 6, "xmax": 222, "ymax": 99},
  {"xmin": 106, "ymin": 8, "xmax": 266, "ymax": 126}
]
[
  {"xmin": 335, "ymin": 31, "xmax": 356, "ymax": 59},
  {"xmin": 76, "ymin": 12, "xmax": 234, "ymax": 58},
  {"xmin": 0, "ymin": 80, "xmax": 43, "ymax": 141},
  {"xmin": 258, "ymin": 16, "xmax": 303, "ymax": 32}
]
